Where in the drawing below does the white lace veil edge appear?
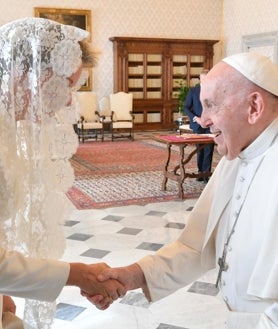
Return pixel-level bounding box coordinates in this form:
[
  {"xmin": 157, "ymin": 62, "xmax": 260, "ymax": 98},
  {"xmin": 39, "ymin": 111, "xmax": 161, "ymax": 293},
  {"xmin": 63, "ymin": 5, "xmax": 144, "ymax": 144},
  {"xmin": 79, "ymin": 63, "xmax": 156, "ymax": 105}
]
[{"xmin": 0, "ymin": 17, "xmax": 86, "ymax": 328}]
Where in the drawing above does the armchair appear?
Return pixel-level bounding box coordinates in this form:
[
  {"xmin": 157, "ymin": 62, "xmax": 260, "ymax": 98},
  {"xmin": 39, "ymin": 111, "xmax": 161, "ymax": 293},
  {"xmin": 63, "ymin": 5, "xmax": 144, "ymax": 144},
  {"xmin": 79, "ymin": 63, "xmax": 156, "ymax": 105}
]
[
  {"xmin": 98, "ymin": 96, "xmax": 112, "ymax": 123},
  {"xmin": 76, "ymin": 92, "xmax": 104, "ymax": 142},
  {"xmin": 109, "ymin": 92, "xmax": 134, "ymax": 141}
]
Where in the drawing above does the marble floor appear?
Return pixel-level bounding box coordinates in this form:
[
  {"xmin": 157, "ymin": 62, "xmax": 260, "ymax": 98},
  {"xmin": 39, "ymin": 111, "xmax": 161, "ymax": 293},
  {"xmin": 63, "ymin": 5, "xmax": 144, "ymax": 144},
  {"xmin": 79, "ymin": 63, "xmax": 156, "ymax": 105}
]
[
  {"xmin": 14, "ymin": 131, "xmax": 228, "ymax": 328},
  {"xmin": 16, "ymin": 199, "xmax": 229, "ymax": 329}
]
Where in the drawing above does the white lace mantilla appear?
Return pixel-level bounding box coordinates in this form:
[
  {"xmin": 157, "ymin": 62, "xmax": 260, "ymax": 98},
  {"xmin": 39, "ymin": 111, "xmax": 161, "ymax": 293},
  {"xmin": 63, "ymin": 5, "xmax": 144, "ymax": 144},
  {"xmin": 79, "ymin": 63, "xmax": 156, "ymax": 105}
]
[{"xmin": 0, "ymin": 17, "xmax": 87, "ymax": 328}]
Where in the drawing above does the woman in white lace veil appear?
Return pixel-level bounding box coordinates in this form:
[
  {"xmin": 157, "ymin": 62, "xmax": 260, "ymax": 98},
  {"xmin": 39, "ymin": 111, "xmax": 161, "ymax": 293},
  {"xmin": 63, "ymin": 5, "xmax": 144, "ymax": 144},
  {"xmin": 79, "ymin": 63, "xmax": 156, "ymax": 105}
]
[{"xmin": 0, "ymin": 17, "xmax": 95, "ymax": 328}]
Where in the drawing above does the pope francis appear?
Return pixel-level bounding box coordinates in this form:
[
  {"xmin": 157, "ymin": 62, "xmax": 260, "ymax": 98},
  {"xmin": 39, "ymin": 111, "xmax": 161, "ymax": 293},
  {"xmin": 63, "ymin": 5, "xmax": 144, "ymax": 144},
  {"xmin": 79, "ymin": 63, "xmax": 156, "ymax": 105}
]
[{"xmin": 88, "ymin": 52, "xmax": 278, "ymax": 329}]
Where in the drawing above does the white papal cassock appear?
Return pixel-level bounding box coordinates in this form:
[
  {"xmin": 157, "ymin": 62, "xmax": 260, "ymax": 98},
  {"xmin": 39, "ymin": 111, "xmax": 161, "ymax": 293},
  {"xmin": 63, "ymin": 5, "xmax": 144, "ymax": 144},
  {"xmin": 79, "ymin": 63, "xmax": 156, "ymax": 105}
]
[{"xmin": 138, "ymin": 117, "xmax": 278, "ymax": 328}]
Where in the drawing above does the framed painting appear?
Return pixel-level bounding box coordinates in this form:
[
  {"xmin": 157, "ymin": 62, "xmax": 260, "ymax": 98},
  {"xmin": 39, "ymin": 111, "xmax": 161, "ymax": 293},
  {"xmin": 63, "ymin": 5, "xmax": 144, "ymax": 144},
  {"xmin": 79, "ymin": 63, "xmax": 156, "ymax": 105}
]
[{"xmin": 34, "ymin": 7, "xmax": 92, "ymax": 91}]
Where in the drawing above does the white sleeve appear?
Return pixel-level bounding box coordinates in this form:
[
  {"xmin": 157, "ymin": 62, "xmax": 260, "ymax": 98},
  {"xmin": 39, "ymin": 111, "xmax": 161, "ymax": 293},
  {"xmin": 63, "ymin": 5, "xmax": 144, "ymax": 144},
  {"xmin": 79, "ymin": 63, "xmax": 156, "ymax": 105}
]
[
  {"xmin": 0, "ymin": 248, "xmax": 70, "ymax": 302},
  {"xmin": 137, "ymin": 240, "xmax": 204, "ymax": 302},
  {"xmin": 226, "ymin": 305, "xmax": 278, "ymax": 329},
  {"xmin": 256, "ymin": 303, "xmax": 278, "ymax": 328}
]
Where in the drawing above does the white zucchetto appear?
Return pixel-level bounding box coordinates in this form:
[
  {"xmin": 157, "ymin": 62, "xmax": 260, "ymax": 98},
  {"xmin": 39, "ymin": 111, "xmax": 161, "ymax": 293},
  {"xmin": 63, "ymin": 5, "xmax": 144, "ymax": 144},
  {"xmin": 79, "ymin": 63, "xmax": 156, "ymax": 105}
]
[{"xmin": 223, "ymin": 52, "xmax": 278, "ymax": 96}]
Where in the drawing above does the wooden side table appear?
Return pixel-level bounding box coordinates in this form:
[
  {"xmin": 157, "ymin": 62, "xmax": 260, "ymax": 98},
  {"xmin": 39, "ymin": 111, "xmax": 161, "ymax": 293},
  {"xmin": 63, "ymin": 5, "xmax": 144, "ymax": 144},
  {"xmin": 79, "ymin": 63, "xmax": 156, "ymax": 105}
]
[{"xmin": 153, "ymin": 134, "xmax": 215, "ymax": 199}]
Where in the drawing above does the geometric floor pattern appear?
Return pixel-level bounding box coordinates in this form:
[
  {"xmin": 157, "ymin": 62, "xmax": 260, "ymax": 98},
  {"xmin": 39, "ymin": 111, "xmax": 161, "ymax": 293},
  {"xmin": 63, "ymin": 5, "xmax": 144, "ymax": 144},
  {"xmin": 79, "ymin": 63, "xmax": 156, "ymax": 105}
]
[
  {"xmin": 11, "ymin": 128, "xmax": 229, "ymax": 328},
  {"xmin": 14, "ymin": 198, "xmax": 228, "ymax": 329}
]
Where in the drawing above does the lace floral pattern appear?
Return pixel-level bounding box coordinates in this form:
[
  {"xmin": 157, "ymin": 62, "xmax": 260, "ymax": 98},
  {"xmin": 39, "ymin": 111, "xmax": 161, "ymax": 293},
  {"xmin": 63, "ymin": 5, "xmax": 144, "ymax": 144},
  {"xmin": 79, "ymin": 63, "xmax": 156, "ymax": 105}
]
[
  {"xmin": 0, "ymin": 18, "xmax": 88, "ymax": 328},
  {"xmin": 51, "ymin": 40, "xmax": 82, "ymax": 77},
  {"xmin": 41, "ymin": 76, "xmax": 71, "ymax": 116}
]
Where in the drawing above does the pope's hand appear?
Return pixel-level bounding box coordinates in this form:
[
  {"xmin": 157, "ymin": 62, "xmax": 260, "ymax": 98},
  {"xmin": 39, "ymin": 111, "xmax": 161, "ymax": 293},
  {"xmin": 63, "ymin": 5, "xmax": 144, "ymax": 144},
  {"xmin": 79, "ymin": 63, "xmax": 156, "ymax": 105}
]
[{"xmin": 82, "ymin": 263, "xmax": 150, "ymax": 310}]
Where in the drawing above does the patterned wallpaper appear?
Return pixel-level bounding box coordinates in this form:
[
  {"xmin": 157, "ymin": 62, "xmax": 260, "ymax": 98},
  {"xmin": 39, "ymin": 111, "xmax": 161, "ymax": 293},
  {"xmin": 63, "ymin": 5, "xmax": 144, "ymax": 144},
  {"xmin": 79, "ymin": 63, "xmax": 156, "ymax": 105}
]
[
  {"xmin": 223, "ymin": 0, "xmax": 278, "ymax": 57},
  {"xmin": 0, "ymin": 0, "xmax": 222, "ymax": 99},
  {"xmin": 1, "ymin": 0, "xmax": 278, "ymax": 98}
]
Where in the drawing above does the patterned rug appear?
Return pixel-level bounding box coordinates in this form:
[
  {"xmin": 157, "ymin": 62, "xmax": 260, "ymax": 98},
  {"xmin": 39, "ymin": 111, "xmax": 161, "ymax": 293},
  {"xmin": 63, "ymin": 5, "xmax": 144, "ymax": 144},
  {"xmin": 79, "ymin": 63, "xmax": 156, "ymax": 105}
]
[{"xmin": 67, "ymin": 139, "xmax": 220, "ymax": 209}]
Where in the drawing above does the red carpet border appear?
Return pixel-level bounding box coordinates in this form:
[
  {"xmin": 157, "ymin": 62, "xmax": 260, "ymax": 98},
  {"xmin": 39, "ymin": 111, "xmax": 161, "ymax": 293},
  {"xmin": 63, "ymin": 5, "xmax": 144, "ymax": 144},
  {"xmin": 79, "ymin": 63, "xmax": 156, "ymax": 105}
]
[{"xmin": 67, "ymin": 140, "xmax": 220, "ymax": 209}]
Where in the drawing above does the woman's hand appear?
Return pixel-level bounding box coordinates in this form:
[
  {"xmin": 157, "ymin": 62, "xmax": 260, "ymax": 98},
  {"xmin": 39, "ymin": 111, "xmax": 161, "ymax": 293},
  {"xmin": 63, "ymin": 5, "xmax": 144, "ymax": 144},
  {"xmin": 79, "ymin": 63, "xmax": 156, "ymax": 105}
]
[{"xmin": 2, "ymin": 295, "xmax": 16, "ymax": 314}]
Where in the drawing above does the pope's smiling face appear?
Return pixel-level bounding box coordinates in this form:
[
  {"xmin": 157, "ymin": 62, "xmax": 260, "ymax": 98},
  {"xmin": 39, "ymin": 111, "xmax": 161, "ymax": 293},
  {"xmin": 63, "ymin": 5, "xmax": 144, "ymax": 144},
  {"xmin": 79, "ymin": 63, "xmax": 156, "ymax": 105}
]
[{"xmin": 200, "ymin": 62, "xmax": 257, "ymax": 160}]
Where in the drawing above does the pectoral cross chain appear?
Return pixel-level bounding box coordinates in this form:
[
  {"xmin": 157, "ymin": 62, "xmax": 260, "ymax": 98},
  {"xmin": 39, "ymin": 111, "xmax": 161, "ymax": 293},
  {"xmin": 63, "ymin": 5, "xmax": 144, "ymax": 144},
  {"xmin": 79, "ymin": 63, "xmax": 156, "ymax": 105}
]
[{"xmin": 215, "ymin": 242, "xmax": 229, "ymax": 288}]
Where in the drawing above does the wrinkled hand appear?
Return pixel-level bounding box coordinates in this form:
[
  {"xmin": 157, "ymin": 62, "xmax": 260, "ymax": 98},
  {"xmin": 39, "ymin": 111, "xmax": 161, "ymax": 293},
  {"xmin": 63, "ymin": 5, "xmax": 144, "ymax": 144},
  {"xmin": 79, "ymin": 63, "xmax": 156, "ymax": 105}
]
[
  {"xmin": 83, "ymin": 263, "xmax": 148, "ymax": 310},
  {"xmin": 2, "ymin": 295, "xmax": 16, "ymax": 315},
  {"xmin": 81, "ymin": 291, "xmax": 112, "ymax": 310},
  {"xmin": 98, "ymin": 264, "xmax": 144, "ymax": 291},
  {"xmin": 67, "ymin": 262, "xmax": 126, "ymax": 305}
]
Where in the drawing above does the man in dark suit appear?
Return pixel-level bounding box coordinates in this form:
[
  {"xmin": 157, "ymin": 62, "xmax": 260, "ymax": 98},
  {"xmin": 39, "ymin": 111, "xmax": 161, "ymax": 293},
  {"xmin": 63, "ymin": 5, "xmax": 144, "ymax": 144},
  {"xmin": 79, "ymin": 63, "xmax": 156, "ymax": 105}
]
[{"xmin": 184, "ymin": 69, "xmax": 214, "ymax": 182}]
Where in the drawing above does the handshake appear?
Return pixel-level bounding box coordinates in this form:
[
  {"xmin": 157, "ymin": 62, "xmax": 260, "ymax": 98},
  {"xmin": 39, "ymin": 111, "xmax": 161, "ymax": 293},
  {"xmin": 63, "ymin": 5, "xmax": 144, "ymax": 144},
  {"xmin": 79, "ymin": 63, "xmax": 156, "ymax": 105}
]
[{"xmin": 67, "ymin": 262, "xmax": 149, "ymax": 310}]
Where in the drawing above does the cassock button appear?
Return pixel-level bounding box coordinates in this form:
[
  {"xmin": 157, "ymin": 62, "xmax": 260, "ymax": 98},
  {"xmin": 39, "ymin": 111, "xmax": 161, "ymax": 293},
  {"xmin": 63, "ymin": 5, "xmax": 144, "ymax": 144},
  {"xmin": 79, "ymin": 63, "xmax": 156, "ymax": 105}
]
[
  {"xmin": 236, "ymin": 194, "xmax": 241, "ymax": 200},
  {"xmin": 239, "ymin": 176, "xmax": 245, "ymax": 182}
]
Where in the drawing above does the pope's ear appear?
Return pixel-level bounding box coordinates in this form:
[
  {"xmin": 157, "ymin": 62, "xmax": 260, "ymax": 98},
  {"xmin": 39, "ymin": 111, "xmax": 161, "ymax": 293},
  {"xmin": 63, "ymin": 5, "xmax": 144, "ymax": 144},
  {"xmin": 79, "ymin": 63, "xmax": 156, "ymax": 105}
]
[{"xmin": 247, "ymin": 92, "xmax": 264, "ymax": 124}]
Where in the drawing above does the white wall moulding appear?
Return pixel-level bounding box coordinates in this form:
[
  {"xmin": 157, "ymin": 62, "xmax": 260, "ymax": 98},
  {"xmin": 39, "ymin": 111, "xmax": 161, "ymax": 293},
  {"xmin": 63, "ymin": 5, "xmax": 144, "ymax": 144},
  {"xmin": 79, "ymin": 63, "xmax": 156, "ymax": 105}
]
[{"xmin": 242, "ymin": 31, "xmax": 278, "ymax": 64}]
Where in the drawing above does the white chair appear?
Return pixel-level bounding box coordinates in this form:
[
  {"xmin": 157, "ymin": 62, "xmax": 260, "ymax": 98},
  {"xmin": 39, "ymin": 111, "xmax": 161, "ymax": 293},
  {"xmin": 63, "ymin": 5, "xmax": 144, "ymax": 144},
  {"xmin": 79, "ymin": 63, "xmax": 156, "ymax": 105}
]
[
  {"xmin": 76, "ymin": 92, "xmax": 104, "ymax": 142},
  {"xmin": 109, "ymin": 92, "xmax": 134, "ymax": 141},
  {"xmin": 98, "ymin": 96, "xmax": 113, "ymax": 138},
  {"xmin": 98, "ymin": 96, "xmax": 112, "ymax": 123}
]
